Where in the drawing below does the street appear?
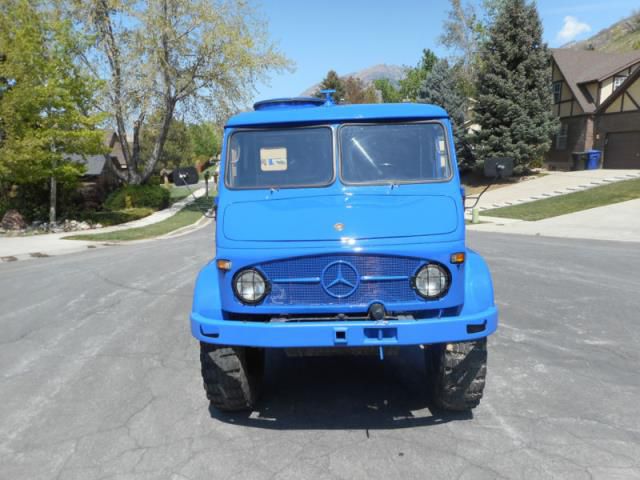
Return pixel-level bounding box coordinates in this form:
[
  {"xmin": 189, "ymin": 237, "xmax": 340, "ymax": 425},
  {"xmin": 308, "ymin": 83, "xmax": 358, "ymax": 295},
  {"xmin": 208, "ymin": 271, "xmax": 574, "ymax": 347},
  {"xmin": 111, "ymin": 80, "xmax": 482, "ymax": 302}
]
[{"xmin": 1, "ymin": 227, "xmax": 639, "ymax": 479}]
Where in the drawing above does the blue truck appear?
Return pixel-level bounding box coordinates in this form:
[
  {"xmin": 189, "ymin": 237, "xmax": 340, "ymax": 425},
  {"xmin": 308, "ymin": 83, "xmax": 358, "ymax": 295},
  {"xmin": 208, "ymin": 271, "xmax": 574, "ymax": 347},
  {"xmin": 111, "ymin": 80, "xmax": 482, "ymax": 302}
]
[{"xmin": 191, "ymin": 93, "xmax": 497, "ymax": 412}]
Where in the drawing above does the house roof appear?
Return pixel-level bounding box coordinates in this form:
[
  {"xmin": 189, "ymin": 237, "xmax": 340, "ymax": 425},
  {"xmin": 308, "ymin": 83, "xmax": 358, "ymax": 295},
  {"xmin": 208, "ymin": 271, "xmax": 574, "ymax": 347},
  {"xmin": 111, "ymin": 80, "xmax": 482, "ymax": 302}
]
[
  {"xmin": 64, "ymin": 153, "xmax": 107, "ymax": 176},
  {"xmin": 552, "ymin": 48, "xmax": 640, "ymax": 113},
  {"xmin": 226, "ymin": 103, "xmax": 449, "ymax": 128},
  {"xmin": 100, "ymin": 129, "xmax": 118, "ymax": 148}
]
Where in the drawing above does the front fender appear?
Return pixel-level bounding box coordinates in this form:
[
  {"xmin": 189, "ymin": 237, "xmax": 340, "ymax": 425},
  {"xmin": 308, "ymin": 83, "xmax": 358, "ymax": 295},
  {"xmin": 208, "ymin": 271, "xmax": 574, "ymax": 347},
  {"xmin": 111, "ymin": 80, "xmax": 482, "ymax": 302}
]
[
  {"xmin": 461, "ymin": 249, "xmax": 496, "ymax": 316},
  {"xmin": 192, "ymin": 261, "xmax": 223, "ymax": 320}
]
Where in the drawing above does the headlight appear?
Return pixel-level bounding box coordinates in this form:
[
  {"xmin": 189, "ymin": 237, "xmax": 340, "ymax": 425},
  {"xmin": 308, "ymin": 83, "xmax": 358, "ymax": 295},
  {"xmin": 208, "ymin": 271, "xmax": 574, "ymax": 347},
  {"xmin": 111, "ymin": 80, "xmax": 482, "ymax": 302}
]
[
  {"xmin": 233, "ymin": 269, "xmax": 269, "ymax": 304},
  {"xmin": 413, "ymin": 263, "xmax": 450, "ymax": 299}
]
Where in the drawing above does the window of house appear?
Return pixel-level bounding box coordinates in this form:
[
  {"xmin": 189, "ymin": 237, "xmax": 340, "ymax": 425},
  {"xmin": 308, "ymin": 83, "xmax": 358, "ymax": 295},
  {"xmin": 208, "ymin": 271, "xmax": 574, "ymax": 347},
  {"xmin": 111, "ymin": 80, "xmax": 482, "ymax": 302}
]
[
  {"xmin": 553, "ymin": 82, "xmax": 562, "ymax": 104},
  {"xmin": 555, "ymin": 124, "xmax": 568, "ymax": 150},
  {"xmin": 613, "ymin": 75, "xmax": 627, "ymax": 91}
]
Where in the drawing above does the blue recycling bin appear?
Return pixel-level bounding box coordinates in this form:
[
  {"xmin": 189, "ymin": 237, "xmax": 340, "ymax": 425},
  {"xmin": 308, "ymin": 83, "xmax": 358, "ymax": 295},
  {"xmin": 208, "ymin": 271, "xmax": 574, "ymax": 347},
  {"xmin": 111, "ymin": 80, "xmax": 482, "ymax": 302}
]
[{"xmin": 586, "ymin": 150, "xmax": 602, "ymax": 170}]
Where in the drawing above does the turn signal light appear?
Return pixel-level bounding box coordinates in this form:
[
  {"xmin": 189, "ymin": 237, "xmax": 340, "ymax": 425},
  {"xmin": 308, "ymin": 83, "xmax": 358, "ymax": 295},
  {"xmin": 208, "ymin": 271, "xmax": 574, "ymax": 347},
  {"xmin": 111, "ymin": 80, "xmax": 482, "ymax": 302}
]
[
  {"xmin": 217, "ymin": 259, "xmax": 232, "ymax": 271},
  {"xmin": 450, "ymin": 252, "xmax": 465, "ymax": 264}
]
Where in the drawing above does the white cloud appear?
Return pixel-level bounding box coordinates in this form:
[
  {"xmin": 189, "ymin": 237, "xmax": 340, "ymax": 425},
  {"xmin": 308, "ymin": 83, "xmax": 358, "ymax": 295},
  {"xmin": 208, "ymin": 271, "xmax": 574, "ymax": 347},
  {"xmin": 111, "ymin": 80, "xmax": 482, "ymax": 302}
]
[{"xmin": 556, "ymin": 16, "xmax": 592, "ymax": 43}]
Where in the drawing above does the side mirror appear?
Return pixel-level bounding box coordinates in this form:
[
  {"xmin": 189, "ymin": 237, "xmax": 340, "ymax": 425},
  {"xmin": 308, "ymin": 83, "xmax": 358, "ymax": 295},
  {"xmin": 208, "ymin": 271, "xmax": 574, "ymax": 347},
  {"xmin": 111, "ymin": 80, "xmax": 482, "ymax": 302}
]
[
  {"xmin": 172, "ymin": 166, "xmax": 199, "ymax": 185},
  {"xmin": 484, "ymin": 157, "xmax": 514, "ymax": 179}
]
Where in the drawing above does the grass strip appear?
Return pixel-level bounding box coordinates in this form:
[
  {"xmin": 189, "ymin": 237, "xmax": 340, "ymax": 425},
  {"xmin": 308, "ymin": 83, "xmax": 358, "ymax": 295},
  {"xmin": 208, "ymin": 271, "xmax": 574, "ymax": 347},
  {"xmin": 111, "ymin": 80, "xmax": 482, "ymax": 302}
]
[
  {"xmin": 66, "ymin": 197, "xmax": 213, "ymax": 241},
  {"xmin": 483, "ymin": 177, "xmax": 640, "ymax": 221}
]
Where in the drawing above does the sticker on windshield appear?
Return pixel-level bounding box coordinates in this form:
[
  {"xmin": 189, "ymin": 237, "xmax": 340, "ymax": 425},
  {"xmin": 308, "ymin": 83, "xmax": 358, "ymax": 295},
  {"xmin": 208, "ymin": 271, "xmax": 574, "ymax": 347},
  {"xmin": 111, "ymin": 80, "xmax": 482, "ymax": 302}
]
[{"xmin": 260, "ymin": 147, "xmax": 288, "ymax": 171}]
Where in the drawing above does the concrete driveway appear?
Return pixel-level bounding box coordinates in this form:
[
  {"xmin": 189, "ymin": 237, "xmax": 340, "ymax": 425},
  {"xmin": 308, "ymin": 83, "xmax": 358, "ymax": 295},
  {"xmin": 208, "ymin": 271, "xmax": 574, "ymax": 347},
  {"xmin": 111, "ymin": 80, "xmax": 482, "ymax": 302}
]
[
  {"xmin": 470, "ymin": 198, "xmax": 640, "ymax": 243},
  {"xmin": 1, "ymin": 227, "xmax": 639, "ymax": 479},
  {"xmin": 471, "ymin": 169, "xmax": 640, "ymax": 210}
]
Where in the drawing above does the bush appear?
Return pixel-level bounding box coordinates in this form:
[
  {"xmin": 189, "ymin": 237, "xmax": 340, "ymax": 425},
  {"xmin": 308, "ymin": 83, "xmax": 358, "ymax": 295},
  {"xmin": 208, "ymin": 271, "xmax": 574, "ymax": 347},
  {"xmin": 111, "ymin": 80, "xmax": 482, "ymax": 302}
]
[
  {"xmin": 0, "ymin": 180, "xmax": 83, "ymax": 222},
  {"xmin": 104, "ymin": 185, "xmax": 170, "ymax": 211}
]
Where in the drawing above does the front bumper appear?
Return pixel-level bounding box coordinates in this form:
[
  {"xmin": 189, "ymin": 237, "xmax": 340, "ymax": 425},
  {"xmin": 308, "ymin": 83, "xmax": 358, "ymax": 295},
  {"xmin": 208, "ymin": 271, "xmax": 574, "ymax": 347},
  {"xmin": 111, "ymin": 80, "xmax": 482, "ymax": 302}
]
[{"xmin": 191, "ymin": 305, "xmax": 497, "ymax": 348}]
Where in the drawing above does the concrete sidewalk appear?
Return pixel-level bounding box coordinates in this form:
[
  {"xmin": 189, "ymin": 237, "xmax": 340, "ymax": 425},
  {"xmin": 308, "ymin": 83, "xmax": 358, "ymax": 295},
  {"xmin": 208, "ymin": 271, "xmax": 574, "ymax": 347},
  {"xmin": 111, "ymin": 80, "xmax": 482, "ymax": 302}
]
[
  {"xmin": 472, "ymin": 169, "xmax": 640, "ymax": 211},
  {"xmin": 468, "ymin": 198, "xmax": 640, "ymax": 243},
  {"xmin": 0, "ymin": 187, "xmax": 209, "ymax": 261}
]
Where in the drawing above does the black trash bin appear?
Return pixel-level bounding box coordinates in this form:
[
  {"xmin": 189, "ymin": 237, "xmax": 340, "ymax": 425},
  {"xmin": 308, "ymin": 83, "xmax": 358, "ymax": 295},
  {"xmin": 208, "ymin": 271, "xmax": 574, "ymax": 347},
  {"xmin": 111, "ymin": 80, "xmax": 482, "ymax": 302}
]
[{"xmin": 571, "ymin": 152, "xmax": 588, "ymax": 171}]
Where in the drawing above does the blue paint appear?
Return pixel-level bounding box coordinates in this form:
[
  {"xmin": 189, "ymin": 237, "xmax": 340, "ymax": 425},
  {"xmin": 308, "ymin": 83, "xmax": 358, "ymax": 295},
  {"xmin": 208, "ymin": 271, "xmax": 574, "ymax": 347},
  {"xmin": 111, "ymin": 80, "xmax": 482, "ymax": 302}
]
[{"xmin": 191, "ymin": 100, "xmax": 498, "ymax": 349}]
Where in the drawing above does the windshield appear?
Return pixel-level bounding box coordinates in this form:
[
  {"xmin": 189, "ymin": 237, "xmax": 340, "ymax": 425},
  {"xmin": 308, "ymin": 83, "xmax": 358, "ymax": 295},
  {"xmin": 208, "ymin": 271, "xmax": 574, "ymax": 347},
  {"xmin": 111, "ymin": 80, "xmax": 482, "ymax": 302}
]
[
  {"xmin": 340, "ymin": 123, "xmax": 452, "ymax": 184},
  {"xmin": 226, "ymin": 127, "xmax": 333, "ymax": 189}
]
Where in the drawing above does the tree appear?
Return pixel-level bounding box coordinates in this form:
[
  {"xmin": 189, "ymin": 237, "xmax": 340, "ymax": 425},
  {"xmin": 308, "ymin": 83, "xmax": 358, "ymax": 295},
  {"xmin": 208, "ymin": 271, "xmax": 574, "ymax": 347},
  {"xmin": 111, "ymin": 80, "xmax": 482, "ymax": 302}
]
[
  {"xmin": 0, "ymin": 0, "xmax": 104, "ymax": 223},
  {"xmin": 419, "ymin": 59, "xmax": 472, "ymax": 166},
  {"xmin": 373, "ymin": 78, "xmax": 402, "ymax": 103},
  {"xmin": 140, "ymin": 113, "xmax": 193, "ymax": 170},
  {"xmin": 69, "ymin": 0, "xmax": 289, "ymax": 185},
  {"xmin": 343, "ymin": 76, "xmax": 379, "ymax": 104},
  {"xmin": 439, "ymin": 0, "xmax": 485, "ymax": 96},
  {"xmin": 314, "ymin": 70, "xmax": 346, "ymax": 103},
  {"xmin": 473, "ymin": 0, "xmax": 557, "ymax": 171},
  {"xmin": 398, "ymin": 49, "xmax": 437, "ymax": 101},
  {"xmin": 188, "ymin": 122, "xmax": 220, "ymax": 161}
]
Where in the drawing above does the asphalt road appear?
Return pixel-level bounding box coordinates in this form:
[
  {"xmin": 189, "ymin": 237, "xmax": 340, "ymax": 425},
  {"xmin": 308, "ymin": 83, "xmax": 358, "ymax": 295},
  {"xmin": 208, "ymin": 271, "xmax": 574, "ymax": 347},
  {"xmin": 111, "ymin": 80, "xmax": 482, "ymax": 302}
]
[{"xmin": 1, "ymin": 226, "xmax": 639, "ymax": 480}]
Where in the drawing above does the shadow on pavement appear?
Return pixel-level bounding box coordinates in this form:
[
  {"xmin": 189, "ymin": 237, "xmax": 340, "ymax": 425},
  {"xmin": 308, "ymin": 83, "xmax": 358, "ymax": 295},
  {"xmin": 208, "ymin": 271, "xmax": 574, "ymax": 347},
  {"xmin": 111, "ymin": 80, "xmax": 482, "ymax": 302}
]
[{"xmin": 209, "ymin": 347, "xmax": 472, "ymax": 429}]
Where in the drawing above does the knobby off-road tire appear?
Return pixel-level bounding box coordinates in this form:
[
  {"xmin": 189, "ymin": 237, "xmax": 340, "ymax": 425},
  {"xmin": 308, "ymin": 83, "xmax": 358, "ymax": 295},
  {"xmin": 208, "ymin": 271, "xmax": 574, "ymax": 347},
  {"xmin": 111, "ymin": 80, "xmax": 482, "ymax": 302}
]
[
  {"xmin": 200, "ymin": 343, "xmax": 264, "ymax": 412},
  {"xmin": 427, "ymin": 338, "xmax": 487, "ymax": 411}
]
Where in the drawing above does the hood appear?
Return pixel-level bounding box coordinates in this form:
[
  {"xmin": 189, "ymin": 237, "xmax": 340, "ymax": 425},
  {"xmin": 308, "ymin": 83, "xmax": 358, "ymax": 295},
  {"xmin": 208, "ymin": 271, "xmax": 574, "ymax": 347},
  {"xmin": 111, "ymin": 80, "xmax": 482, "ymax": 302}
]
[{"xmin": 222, "ymin": 194, "xmax": 459, "ymax": 242}]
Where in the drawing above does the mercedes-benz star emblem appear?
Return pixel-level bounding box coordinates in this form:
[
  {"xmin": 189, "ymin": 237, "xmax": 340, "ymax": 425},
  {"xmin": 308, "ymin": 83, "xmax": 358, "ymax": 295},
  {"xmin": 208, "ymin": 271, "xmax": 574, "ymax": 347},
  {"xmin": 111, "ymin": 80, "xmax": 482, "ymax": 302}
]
[{"xmin": 321, "ymin": 260, "xmax": 360, "ymax": 298}]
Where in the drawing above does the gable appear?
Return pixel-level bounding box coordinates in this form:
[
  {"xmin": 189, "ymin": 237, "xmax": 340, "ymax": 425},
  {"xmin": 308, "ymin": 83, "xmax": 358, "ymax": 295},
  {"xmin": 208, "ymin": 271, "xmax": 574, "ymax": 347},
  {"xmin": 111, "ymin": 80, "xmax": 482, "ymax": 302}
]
[
  {"xmin": 601, "ymin": 69, "xmax": 640, "ymax": 114},
  {"xmin": 552, "ymin": 49, "xmax": 640, "ymax": 113}
]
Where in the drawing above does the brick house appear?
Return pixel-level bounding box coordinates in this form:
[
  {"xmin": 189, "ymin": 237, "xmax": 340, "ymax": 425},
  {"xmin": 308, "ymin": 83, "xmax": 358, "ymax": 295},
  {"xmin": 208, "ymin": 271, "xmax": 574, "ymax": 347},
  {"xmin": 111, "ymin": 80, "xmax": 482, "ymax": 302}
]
[{"xmin": 547, "ymin": 49, "xmax": 640, "ymax": 169}]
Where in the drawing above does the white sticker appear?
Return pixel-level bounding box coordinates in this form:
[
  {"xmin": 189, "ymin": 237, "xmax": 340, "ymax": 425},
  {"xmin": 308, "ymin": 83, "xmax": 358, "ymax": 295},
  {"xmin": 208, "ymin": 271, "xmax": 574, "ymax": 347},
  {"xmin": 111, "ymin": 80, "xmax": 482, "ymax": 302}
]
[{"xmin": 260, "ymin": 147, "xmax": 288, "ymax": 171}]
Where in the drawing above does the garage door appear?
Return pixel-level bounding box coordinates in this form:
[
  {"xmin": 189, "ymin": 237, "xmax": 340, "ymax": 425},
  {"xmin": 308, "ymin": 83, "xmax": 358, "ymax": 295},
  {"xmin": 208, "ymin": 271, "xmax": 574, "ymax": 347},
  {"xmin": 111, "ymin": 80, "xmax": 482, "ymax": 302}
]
[{"xmin": 604, "ymin": 131, "xmax": 640, "ymax": 169}]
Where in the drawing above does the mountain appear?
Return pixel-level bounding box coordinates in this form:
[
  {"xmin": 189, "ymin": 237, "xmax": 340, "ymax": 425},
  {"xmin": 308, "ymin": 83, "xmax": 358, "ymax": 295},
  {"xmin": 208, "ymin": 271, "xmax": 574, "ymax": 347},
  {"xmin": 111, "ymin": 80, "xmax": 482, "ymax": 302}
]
[
  {"xmin": 565, "ymin": 12, "xmax": 640, "ymax": 52},
  {"xmin": 300, "ymin": 64, "xmax": 405, "ymax": 97}
]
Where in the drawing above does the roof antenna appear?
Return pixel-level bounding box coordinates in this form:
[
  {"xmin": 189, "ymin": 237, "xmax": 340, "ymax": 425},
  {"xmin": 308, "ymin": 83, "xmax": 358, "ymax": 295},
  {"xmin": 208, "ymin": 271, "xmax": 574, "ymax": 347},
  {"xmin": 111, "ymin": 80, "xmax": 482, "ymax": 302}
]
[{"xmin": 320, "ymin": 89, "xmax": 336, "ymax": 106}]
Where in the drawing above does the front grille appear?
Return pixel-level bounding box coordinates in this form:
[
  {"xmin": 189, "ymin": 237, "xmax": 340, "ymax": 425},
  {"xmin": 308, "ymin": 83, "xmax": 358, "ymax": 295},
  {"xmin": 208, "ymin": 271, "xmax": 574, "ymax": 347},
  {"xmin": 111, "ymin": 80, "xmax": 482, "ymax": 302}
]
[{"xmin": 257, "ymin": 254, "xmax": 423, "ymax": 306}]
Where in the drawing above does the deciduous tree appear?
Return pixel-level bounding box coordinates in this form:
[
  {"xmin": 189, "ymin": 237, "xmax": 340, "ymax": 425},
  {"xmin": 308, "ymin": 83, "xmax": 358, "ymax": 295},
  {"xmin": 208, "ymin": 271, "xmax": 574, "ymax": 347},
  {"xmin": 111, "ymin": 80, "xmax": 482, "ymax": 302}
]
[
  {"xmin": 0, "ymin": 0, "xmax": 104, "ymax": 222},
  {"xmin": 69, "ymin": 0, "xmax": 289, "ymax": 185},
  {"xmin": 343, "ymin": 76, "xmax": 378, "ymax": 104},
  {"xmin": 439, "ymin": 0, "xmax": 484, "ymax": 96},
  {"xmin": 140, "ymin": 113, "xmax": 192, "ymax": 170},
  {"xmin": 373, "ymin": 78, "xmax": 402, "ymax": 103},
  {"xmin": 399, "ymin": 49, "xmax": 437, "ymax": 101}
]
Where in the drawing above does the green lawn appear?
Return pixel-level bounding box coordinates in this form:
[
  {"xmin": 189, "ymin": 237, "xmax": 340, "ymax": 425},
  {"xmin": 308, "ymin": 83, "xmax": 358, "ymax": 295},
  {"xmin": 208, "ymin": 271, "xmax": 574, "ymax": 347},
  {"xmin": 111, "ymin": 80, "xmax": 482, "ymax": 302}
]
[
  {"xmin": 79, "ymin": 207, "xmax": 154, "ymax": 226},
  {"xmin": 483, "ymin": 177, "xmax": 640, "ymax": 221},
  {"xmin": 168, "ymin": 185, "xmax": 197, "ymax": 204},
  {"xmin": 66, "ymin": 197, "xmax": 213, "ymax": 241}
]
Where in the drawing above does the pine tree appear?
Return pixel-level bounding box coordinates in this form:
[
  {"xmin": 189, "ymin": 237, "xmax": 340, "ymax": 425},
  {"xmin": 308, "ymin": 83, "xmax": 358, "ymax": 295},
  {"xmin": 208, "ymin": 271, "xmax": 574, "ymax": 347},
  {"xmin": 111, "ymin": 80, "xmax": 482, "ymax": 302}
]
[
  {"xmin": 419, "ymin": 59, "xmax": 472, "ymax": 166},
  {"xmin": 342, "ymin": 76, "xmax": 379, "ymax": 104},
  {"xmin": 314, "ymin": 70, "xmax": 346, "ymax": 103},
  {"xmin": 473, "ymin": 0, "xmax": 557, "ymax": 172}
]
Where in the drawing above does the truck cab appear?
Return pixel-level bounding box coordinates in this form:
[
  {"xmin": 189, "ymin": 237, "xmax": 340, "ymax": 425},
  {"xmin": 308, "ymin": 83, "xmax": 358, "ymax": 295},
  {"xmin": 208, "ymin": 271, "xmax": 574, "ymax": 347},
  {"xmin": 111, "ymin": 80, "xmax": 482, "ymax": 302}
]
[{"xmin": 191, "ymin": 95, "xmax": 497, "ymax": 412}]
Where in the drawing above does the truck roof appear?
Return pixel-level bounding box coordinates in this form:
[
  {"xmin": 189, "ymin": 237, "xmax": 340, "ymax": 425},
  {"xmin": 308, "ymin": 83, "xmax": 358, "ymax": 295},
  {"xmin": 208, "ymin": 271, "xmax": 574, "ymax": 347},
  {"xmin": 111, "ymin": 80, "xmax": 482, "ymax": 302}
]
[{"xmin": 226, "ymin": 102, "xmax": 449, "ymax": 128}]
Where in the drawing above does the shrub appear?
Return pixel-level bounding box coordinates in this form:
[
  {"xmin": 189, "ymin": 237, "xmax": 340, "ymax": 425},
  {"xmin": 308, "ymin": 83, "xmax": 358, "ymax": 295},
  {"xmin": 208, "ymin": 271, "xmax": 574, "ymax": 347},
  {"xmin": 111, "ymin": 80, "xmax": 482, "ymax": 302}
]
[{"xmin": 104, "ymin": 185, "xmax": 170, "ymax": 211}]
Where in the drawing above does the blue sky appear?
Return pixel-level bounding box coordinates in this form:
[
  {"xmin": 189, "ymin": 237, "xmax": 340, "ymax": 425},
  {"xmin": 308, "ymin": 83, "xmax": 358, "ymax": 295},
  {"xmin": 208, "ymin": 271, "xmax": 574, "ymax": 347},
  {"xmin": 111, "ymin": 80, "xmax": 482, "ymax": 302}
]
[{"xmin": 251, "ymin": 0, "xmax": 638, "ymax": 103}]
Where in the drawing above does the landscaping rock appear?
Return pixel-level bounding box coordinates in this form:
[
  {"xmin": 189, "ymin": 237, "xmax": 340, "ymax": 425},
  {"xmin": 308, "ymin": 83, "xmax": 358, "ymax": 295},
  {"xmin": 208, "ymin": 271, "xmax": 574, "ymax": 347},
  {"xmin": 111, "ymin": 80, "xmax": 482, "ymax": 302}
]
[{"xmin": 1, "ymin": 210, "xmax": 27, "ymax": 231}]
